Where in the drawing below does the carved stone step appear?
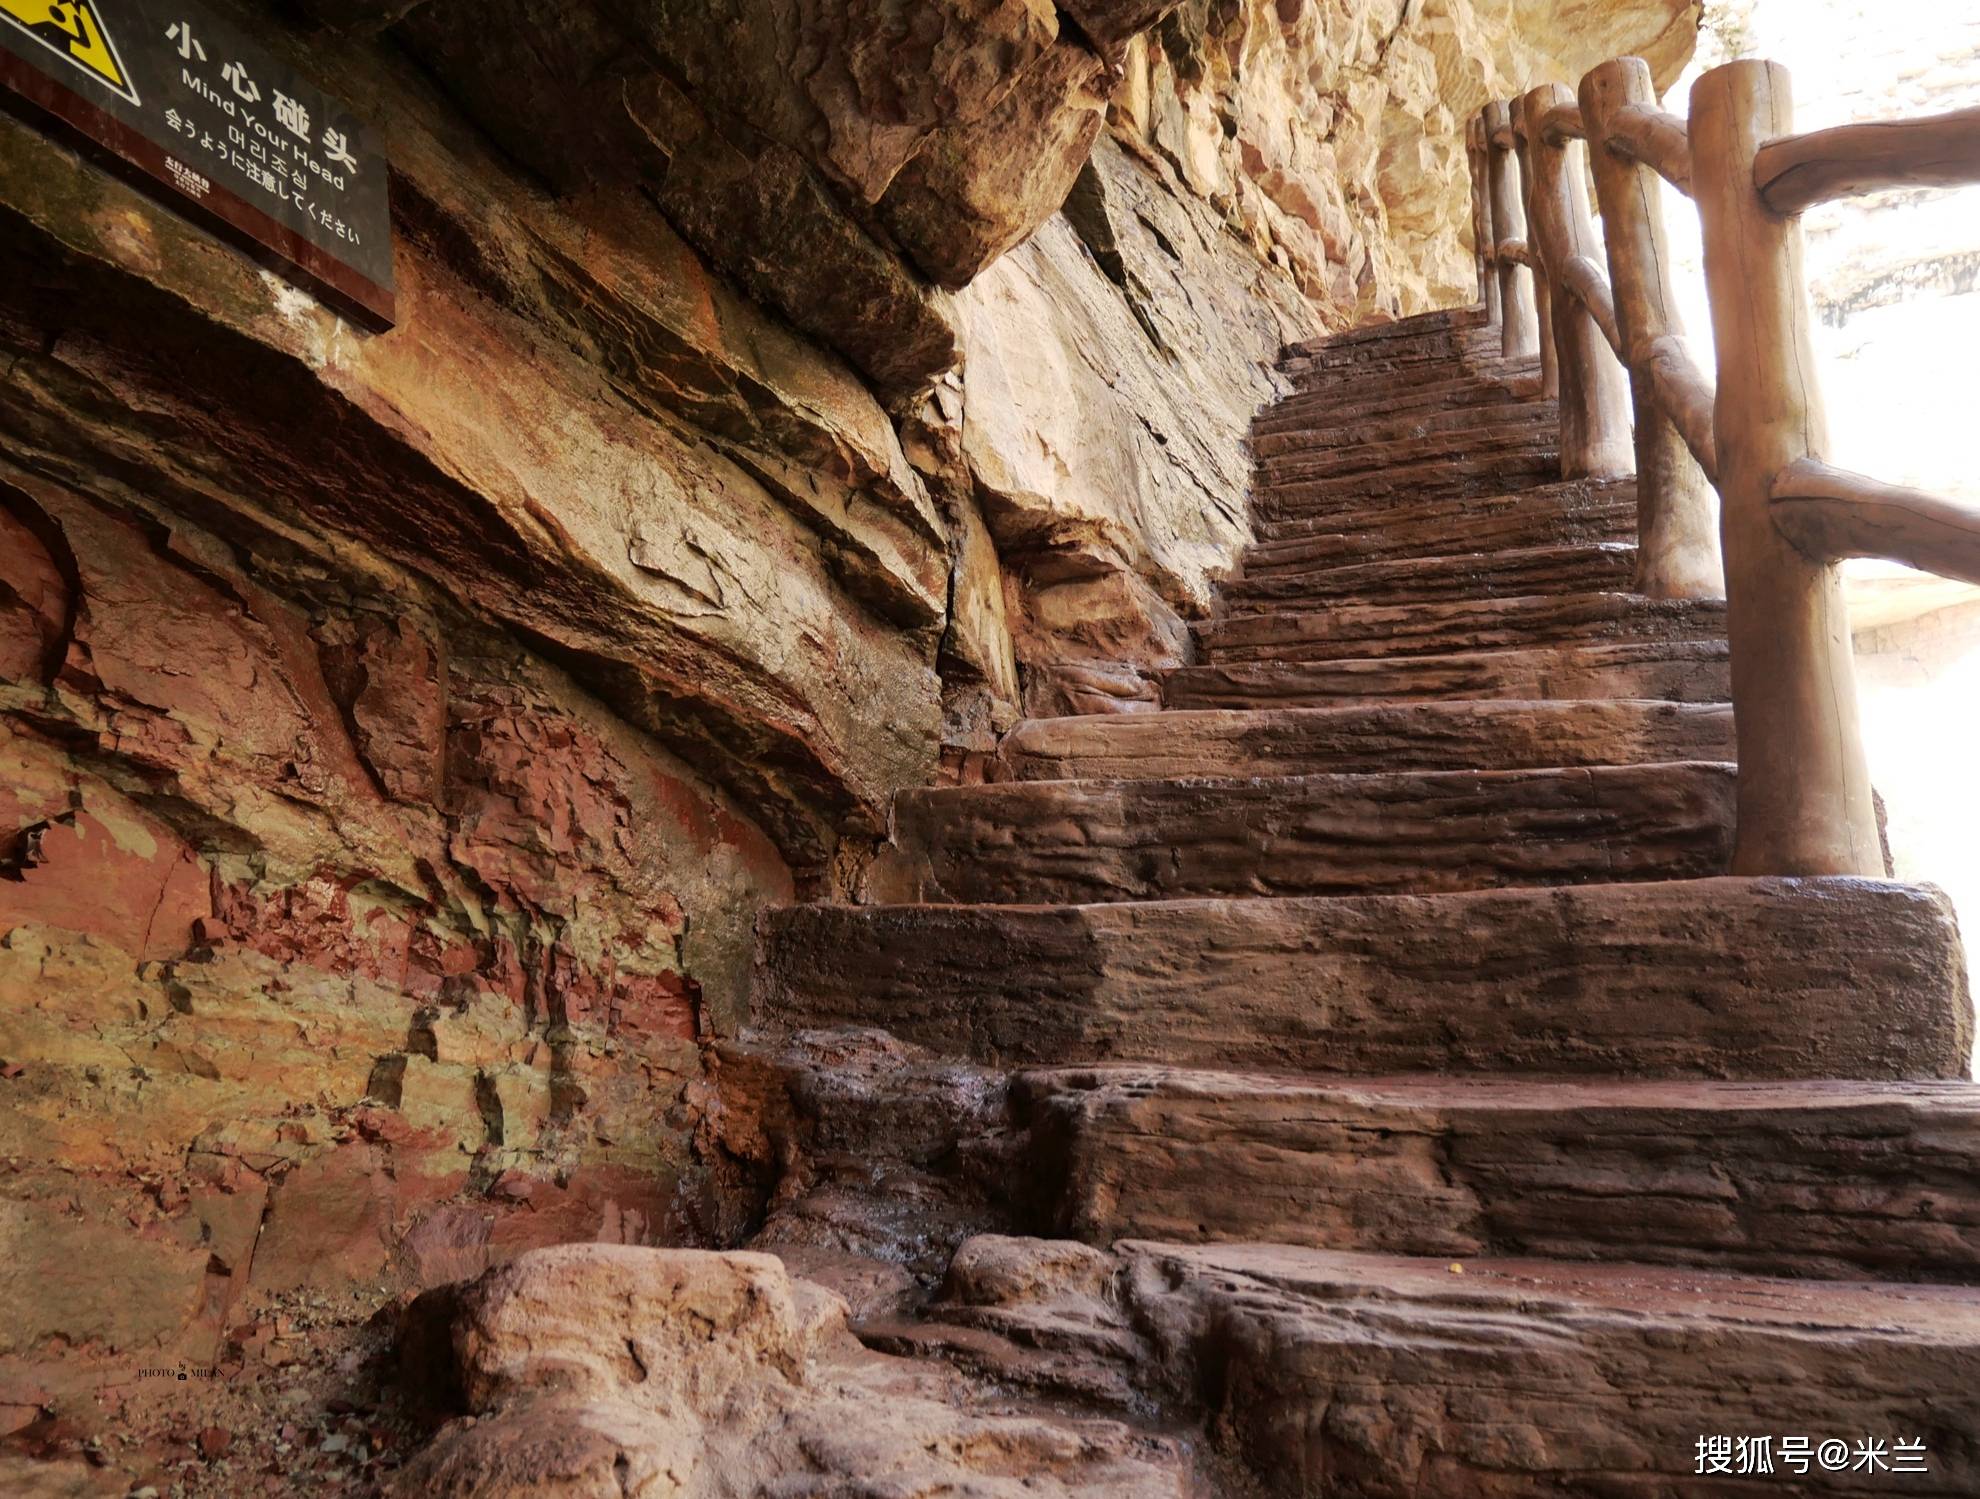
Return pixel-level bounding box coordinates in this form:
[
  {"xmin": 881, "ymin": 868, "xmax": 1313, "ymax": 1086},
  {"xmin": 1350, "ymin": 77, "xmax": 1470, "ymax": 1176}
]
[
  {"xmin": 1283, "ymin": 306, "xmax": 1487, "ymax": 357},
  {"xmin": 1257, "ymin": 452, "xmax": 1562, "ymax": 517},
  {"xmin": 1251, "ymin": 394, "xmax": 1556, "ymax": 450},
  {"xmin": 1283, "ymin": 314, "xmax": 1488, "ymax": 360},
  {"xmin": 1196, "ymin": 592, "xmax": 1728, "ymax": 664},
  {"xmin": 1246, "ymin": 478, "xmax": 1635, "ymax": 566},
  {"xmin": 993, "ymin": 701, "xmax": 1734, "ymax": 780},
  {"xmin": 1268, "ymin": 359, "xmax": 1540, "ymax": 424},
  {"xmin": 754, "ymin": 878, "xmax": 1971, "ymax": 1080},
  {"xmin": 1268, "ymin": 376, "xmax": 1522, "ymax": 429},
  {"xmin": 1256, "ymin": 424, "xmax": 1558, "ymax": 483},
  {"xmin": 1167, "ymin": 640, "xmax": 1731, "ymax": 709},
  {"xmin": 872, "ymin": 762, "xmax": 1736, "ymax": 905},
  {"xmin": 1285, "ymin": 316, "xmax": 1484, "ymax": 350},
  {"xmin": 1279, "ymin": 352, "xmax": 1496, "ymax": 387},
  {"xmin": 1281, "ymin": 347, "xmax": 1522, "ymax": 388},
  {"xmin": 1283, "ymin": 316, "xmax": 1496, "ymax": 360},
  {"xmin": 1280, "ymin": 346, "xmax": 1485, "ymax": 383},
  {"xmin": 1020, "ymin": 1070, "xmax": 1980, "ymax": 1283},
  {"xmin": 1117, "ymin": 1242, "xmax": 1980, "ymax": 1496},
  {"xmin": 1224, "ymin": 542, "xmax": 1638, "ymax": 609}
]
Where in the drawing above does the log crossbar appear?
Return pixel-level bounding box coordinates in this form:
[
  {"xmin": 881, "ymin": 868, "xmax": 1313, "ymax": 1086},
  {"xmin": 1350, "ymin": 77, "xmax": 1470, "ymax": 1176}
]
[
  {"xmin": 1495, "ymin": 238, "xmax": 1540, "ymax": 270},
  {"xmin": 1464, "ymin": 56, "xmax": 1980, "ymax": 879},
  {"xmin": 1755, "ymin": 106, "xmax": 1980, "ymax": 214},
  {"xmin": 1538, "ymin": 102, "xmax": 1585, "ymax": 146},
  {"xmin": 1602, "ymin": 103, "xmax": 1694, "ymax": 196},
  {"xmin": 1772, "ymin": 459, "xmax": 1980, "ymax": 586},
  {"xmin": 1560, "ymin": 255, "xmax": 1620, "ymax": 358}
]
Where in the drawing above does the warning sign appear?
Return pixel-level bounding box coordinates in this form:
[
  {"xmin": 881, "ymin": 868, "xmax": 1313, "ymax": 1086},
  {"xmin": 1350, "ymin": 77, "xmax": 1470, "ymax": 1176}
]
[
  {"xmin": 0, "ymin": 0, "xmax": 393, "ymax": 328},
  {"xmin": 0, "ymin": 2, "xmax": 137, "ymax": 106}
]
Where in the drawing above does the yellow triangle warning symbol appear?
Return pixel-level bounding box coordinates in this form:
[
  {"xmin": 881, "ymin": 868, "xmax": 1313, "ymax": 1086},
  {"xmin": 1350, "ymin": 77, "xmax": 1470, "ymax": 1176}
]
[{"xmin": 1, "ymin": 1, "xmax": 140, "ymax": 107}]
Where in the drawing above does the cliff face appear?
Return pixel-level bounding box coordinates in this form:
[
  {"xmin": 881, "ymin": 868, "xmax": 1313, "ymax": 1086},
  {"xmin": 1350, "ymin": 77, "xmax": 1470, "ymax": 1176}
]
[
  {"xmin": 0, "ymin": 0, "xmax": 1693, "ymax": 1389},
  {"xmin": 1119, "ymin": 0, "xmax": 1698, "ymax": 318}
]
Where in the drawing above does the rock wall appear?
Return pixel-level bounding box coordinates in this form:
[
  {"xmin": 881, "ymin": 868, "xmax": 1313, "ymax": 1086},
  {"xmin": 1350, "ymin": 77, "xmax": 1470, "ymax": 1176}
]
[
  {"xmin": 0, "ymin": 0, "xmax": 1693, "ymax": 1401},
  {"xmin": 1119, "ymin": 0, "xmax": 1699, "ymax": 320}
]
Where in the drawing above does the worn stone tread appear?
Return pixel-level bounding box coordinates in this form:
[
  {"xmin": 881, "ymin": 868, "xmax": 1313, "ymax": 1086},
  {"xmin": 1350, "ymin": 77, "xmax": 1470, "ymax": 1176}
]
[
  {"xmin": 874, "ymin": 761, "xmax": 1736, "ymax": 904},
  {"xmin": 1268, "ymin": 380, "xmax": 1520, "ymax": 429},
  {"xmin": 1280, "ymin": 334, "xmax": 1501, "ymax": 379},
  {"xmin": 1280, "ymin": 334, "xmax": 1508, "ymax": 383},
  {"xmin": 1022, "ymin": 1069, "xmax": 1980, "ymax": 1282},
  {"xmin": 1267, "ymin": 367, "xmax": 1539, "ymax": 428},
  {"xmin": 1251, "ymin": 394, "xmax": 1557, "ymax": 449},
  {"xmin": 1197, "ymin": 591, "xmax": 1728, "ymax": 664},
  {"xmin": 993, "ymin": 701, "xmax": 1734, "ymax": 779},
  {"xmin": 1255, "ymin": 425, "xmax": 1560, "ymax": 484},
  {"xmin": 1256, "ymin": 452, "xmax": 1563, "ymax": 517},
  {"xmin": 1282, "ymin": 307, "xmax": 1487, "ymax": 356},
  {"xmin": 755, "ymin": 877, "xmax": 1970, "ymax": 1080},
  {"xmin": 1121, "ymin": 1241, "xmax": 1980, "ymax": 1496},
  {"xmin": 1225, "ymin": 541, "xmax": 1638, "ymax": 609},
  {"xmin": 1283, "ymin": 318, "xmax": 1495, "ymax": 356},
  {"xmin": 1165, "ymin": 640, "xmax": 1733, "ymax": 709},
  {"xmin": 1246, "ymin": 479, "xmax": 1636, "ymax": 567}
]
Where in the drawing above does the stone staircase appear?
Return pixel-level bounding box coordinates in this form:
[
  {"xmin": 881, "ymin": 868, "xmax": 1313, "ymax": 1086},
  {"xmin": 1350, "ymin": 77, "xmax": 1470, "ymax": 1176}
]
[{"xmin": 724, "ymin": 308, "xmax": 1980, "ymax": 1495}]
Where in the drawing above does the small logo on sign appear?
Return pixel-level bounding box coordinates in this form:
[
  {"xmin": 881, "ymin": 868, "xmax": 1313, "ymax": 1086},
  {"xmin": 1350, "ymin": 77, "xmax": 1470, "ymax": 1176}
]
[{"xmin": 0, "ymin": 1, "xmax": 139, "ymax": 106}]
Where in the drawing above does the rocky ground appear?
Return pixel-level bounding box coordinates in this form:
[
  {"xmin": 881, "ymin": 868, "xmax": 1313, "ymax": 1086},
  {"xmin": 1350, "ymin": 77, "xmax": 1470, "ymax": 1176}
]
[{"xmin": 1, "ymin": 1285, "xmax": 417, "ymax": 1497}]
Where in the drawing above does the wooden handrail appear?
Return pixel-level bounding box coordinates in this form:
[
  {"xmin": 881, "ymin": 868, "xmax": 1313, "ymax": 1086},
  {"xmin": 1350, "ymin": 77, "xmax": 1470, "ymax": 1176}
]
[
  {"xmin": 1772, "ymin": 458, "xmax": 1980, "ymax": 583},
  {"xmin": 1466, "ymin": 114, "xmax": 1500, "ymax": 321},
  {"xmin": 1464, "ymin": 53, "xmax": 1974, "ymax": 879},
  {"xmin": 1484, "ymin": 100, "xmax": 1541, "ymax": 362},
  {"xmin": 1693, "ymin": 58, "xmax": 1882, "ymax": 877},
  {"xmin": 1538, "ymin": 102, "xmax": 1585, "ymax": 145},
  {"xmin": 1755, "ymin": 106, "xmax": 1980, "ymax": 214},
  {"xmin": 1603, "ymin": 103, "xmax": 1694, "ymax": 197},
  {"xmin": 1560, "ymin": 255, "xmax": 1621, "ymax": 357},
  {"xmin": 1510, "ymin": 94, "xmax": 1560, "ymax": 397},
  {"xmin": 1579, "ymin": 55, "xmax": 1723, "ymax": 602},
  {"xmin": 1642, "ymin": 335, "xmax": 1719, "ymax": 482},
  {"xmin": 1521, "ymin": 81, "xmax": 1629, "ymax": 472},
  {"xmin": 1495, "ymin": 238, "xmax": 1540, "ymax": 270}
]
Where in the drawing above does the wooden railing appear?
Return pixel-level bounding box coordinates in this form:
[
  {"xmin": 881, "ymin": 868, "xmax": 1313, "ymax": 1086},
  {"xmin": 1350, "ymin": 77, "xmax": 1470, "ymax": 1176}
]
[{"xmin": 1467, "ymin": 58, "xmax": 1980, "ymax": 878}]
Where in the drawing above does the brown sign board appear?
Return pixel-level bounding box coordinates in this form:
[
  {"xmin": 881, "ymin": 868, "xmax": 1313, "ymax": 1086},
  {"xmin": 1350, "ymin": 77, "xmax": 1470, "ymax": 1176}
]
[{"xmin": 0, "ymin": 0, "xmax": 394, "ymax": 328}]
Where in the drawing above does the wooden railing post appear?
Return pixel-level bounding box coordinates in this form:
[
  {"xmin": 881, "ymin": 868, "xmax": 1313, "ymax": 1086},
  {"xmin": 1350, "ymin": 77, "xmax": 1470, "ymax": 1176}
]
[
  {"xmin": 1485, "ymin": 100, "xmax": 1540, "ymax": 361},
  {"xmin": 1468, "ymin": 113, "xmax": 1502, "ymax": 326},
  {"xmin": 1689, "ymin": 59, "xmax": 1882, "ymax": 877},
  {"xmin": 1509, "ymin": 96, "xmax": 1558, "ymax": 394},
  {"xmin": 1521, "ymin": 82, "xmax": 1632, "ymax": 478},
  {"xmin": 1581, "ymin": 58, "xmax": 1724, "ymax": 598}
]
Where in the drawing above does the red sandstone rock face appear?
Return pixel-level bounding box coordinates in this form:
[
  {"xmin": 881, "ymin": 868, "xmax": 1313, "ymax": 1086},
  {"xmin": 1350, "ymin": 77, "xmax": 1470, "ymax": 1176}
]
[
  {"xmin": 0, "ymin": 0, "xmax": 1033, "ymax": 1392},
  {"xmin": 0, "ymin": 460, "xmax": 791, "ymax": 1392},
  {"xmin": 0, "ymin": 82, "xmax": 950, "ymax": 868}
]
